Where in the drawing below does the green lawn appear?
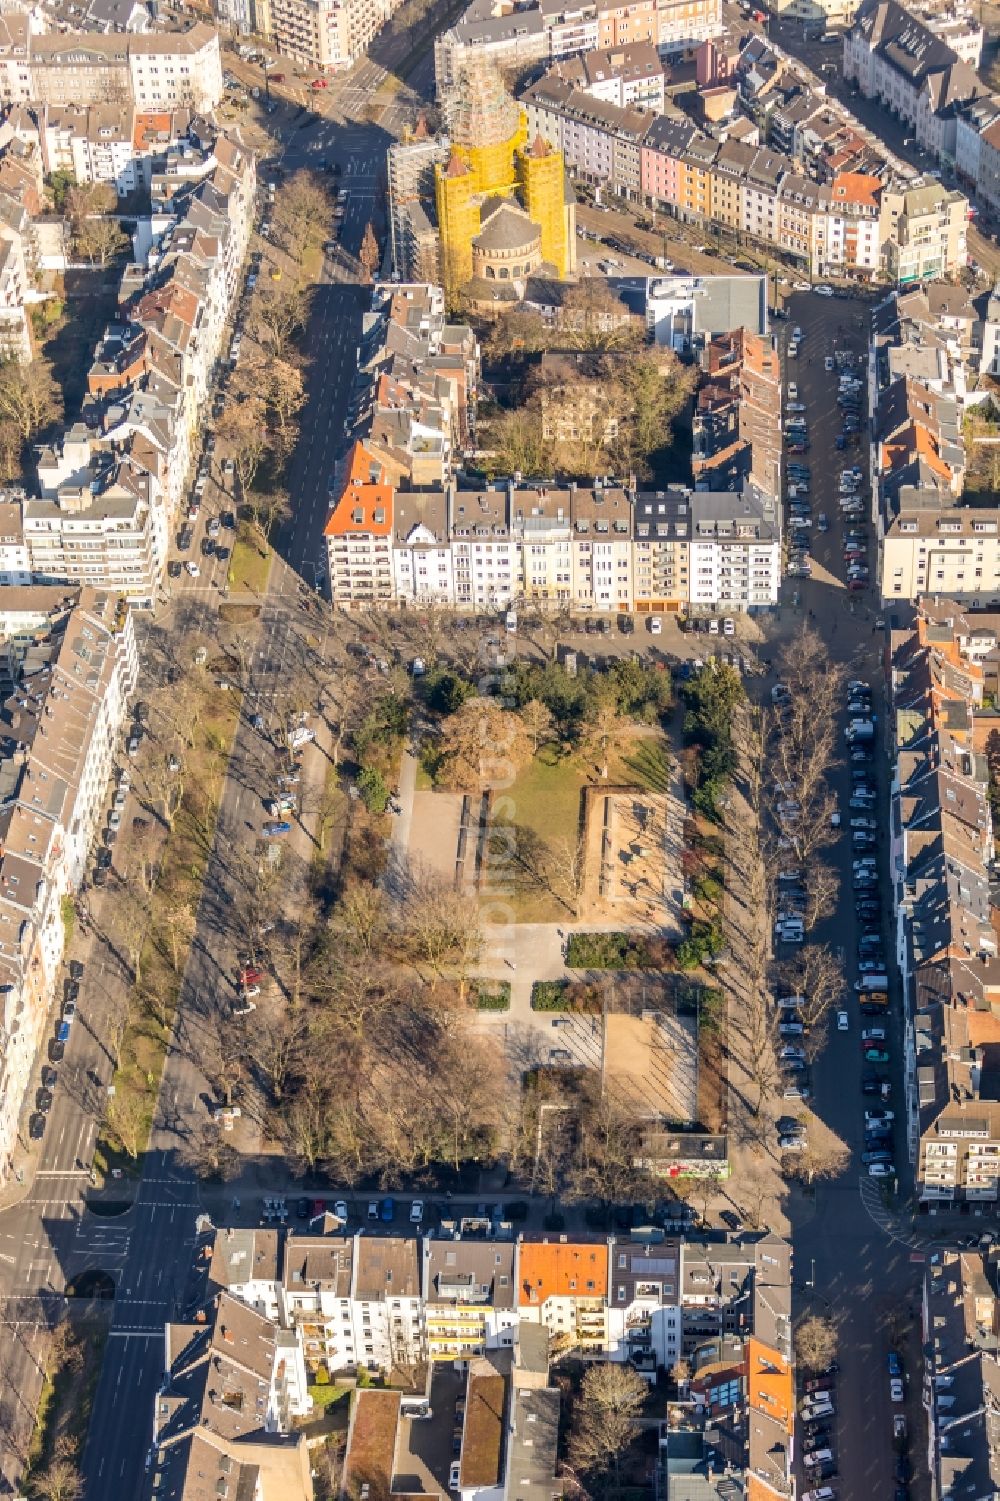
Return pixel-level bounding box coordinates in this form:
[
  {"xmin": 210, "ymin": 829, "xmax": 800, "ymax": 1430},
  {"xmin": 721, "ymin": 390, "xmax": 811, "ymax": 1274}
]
[
  {"xmin": 505, "ymin": 741, "xmax": 587, "ymax": 845},
  {"xmin": 228, "ymin": 537, "xmax": 272, "ymax": 595}
]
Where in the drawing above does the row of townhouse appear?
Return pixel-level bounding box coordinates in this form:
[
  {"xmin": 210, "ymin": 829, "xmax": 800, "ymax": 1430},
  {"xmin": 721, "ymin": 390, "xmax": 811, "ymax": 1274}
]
[
  {"xmin": 887, "ymin": 604, "xmax": 1000, "ymax": 1202},
  {"xmin": 3, "ymin": 101, "xmax": 196, "ymax": 197},
  {"xmin": 0, "ymin": 122, "xmax": 256, "ymax": 606},
  {"xmin": 869, "ymin": 285, "xmax": 1000, "ymax": 604},
  {"xmin": 921, "ymin": 1247, "xmax": 1000, "ymax": 1499},
  {"xmin": 521, "ymin": 70, "xmax": 966, "ymax": 281},
  {"xmin": 209, "ymin": 1225, "xmax": 792, "ymax": 1381},
  {"xmin": 433, "ymin": 0, "xmax": 723, "ymax": 96},
  {"xmin": 0, "ymin": 586, "xmax": 137, "ymax": 1184},
  {"xmin": 0, "ymin": 14, "xmax": 223, "ymax": 112},
  {"xmin": 325, "ymin": 469, "xmax": 782, "ymax": 615}
]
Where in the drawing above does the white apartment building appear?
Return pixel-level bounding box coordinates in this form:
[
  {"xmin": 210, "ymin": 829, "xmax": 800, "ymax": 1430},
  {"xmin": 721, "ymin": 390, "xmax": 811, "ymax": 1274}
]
[
  {"xmin": 656, "ymin": 0, "xmax": 722, "ymax": 55},
  {"xmin": 605, "ymin": 1238, "xmax": 682, "ymax": 1372},
  {"xmin": 0, "ymin": 23, "xmax": 224, "ymax": 112},
  {"xmin": 210, "ymin": 1227, "xmax": 283, "ymax": 1321},
  {"xmin": 266, "ymin": 0, "xmax": 401, "ymax": 71},
  {"xmin": 882, "ymin": 510, "xmax": 1000, "ymax": 603},
  {"xmin": 687, "ymin": 487, "xmax": 781, "ymax": 613},
  {"xmin": 552, "ymin": 40, "xmax": 666, "ymax": 111},
  {"xmin": 39, "ymin": 104, "xmax": 143, "ymax": 195},
  {"xmin": 281, "ymin": 1234, "xmax": 359, "ymax": 1371},
  {"xmin": 351, "ymin": 1238, "xmax": 425, "ymax": 1373},
  {"xmin": 542, "ymin": 0, "xmax": 601, "ymax": 56},
  {"xmin": 0, "ymin": 233, "xmax": 28, "ymax": 362},
  {"xmin": 0, "ymin": 504, "xmax": 31, "ymax": 585},
  {"xmin": 392, "ymin": 491, "xmax": 455, "ymax": 606},
  {"xmin": 25, "ymin": 460, "xmax": 163, "ymax": 609}
]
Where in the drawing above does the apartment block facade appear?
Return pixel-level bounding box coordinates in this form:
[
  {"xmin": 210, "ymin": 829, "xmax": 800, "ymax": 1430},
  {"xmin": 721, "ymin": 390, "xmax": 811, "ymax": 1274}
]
[
  {"xmin": 888, "ymin": 607, "xmax": 1000, "ymax": 1201},
  {"xmin": 0, "ymin": 588, "xmax": 137, "ymax": 1184},
  {"xmin": 209, "ymin": 1225, "xmax": 792, "ymax": 1384},
  {"xmin": 870, "ymin": 285, "xmax": 1000, "ymax": 606},
  {"xmin": 327, "ymin": 474, "xmax": 781, "ymax": 615},
  {"xmin": 0, "ymin": 17, "xmax": 223, "ymax": 111},
  {"xmin": 13, "ymin": 125, "xmax": 255, "ymax": 606},
  {"xmin": 522, "ymin": 65, "xmax": 968, "ymax": 280}
]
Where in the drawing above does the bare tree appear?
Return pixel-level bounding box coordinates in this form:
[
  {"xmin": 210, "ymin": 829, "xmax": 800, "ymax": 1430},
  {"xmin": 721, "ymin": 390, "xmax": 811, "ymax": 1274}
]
[
  {"xmin": 566, "ymin": 1090, "xmax": 649, "ymax": 1209},
  {"xmin": 776, "ymin": 943, "xmax": 847, "ymax": 1045},
  {"xmin": 0, "ymin": 357, "xmax": 60, "ymax": 442},
  {"xmin": 177, "ymin": 1123, "xmax": 240, "ymax": 1182},
  {"xmin": 795, "ymin": 1314, "xmax": 838, "ymax": 1372},
  {"xmin": 569, "ymin": 1362, "xmax": 647, "ymax": 1487},
  {"xmin": 332, "ymin": 884, "xmax": 388, "ymax": 957},
  {"xmin": 162, "ymin": 893, "xmax": 196, "ymax": 973},
  {"xmin": 31, "ymin": 1457, "xmax": 84, "ymax": 1501},
  {"xmin": 804, "ymin": 858, "xmax": 840, "ymax": 930},
  {"xmin": 106, "ymin": 1089, "xmax": 147, "ymax": 1160},
  {"xmin": 786, "ymin": 1131, "xmax": 850, "ymax": 1187},
  {"xmin": 401, "ymin": 867, "xmax": 483, "ymax": 994},
  {"xmin": 520, "ymin": 698, "xmax": 554, "ymax": 754},
  {"xmin": 217, "ymin": 397, "xmax": 268, "ymax": 499},
  {"xmin": 580, "ymin": 689, "xmax": 629, "ymax": 782},
  {"xmin": 240, "ymin": 1007, "xmax": 308, "ymax": 1105}
]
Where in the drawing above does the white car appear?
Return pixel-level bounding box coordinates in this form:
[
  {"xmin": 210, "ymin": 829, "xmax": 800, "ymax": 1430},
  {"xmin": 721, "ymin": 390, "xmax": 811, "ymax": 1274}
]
[
  {"xmin": 334, "ymin": 1199, "xmax": 349, "ymax": 1220},
  {"xmin": 722, "ymin": 617, "xmax": 735, "ymax": 636},
  {"xmin": 186, "ymin": 561, "xmax": 200, "ymax": 577},
  {"xmin": 837, "ymin": 1010, "xmax": 849, "ymax": 1031},
  {"xmin": 815, "ymin": 284, "xmax": 834, "ymax": 297},
  {"xmin": 649, "ymin": 617, "xmax": 663, "ymax": 635},
  {"xmin": 787, "ymin": 401, "xmax": 807, "ymax": 413},
  {"xmin": 409, "ymin": 1200, "xmax": 424, "ymax": 1223},
  {"xmin": 890, "ymin": 1377, "xmax": 905, "ymax": 1402},
  {"xmin": 787, "ymin": 383, "xmax": 799, "ymax": 400},
  {"xmin": 793, "ymin": 281, "xmax": 811, "ymax": 292}
]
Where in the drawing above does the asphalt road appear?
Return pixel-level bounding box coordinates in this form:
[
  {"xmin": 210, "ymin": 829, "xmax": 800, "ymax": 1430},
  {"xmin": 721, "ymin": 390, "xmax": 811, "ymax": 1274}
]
[
  {"xmin": 77, "ymin": 120, "xmax": 379, "ymax": 1501},
  {"xmin": 770, "ymin": 291, "xmax": 928, "ymax": 1501},
  {"xmin": 0, "ymin": 64, "xmax": 380, "ymax": 1501}
]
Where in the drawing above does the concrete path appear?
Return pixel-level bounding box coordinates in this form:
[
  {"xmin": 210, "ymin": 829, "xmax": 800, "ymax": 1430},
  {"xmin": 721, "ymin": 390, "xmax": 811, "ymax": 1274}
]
[{"xmin": 389, "ymin": 745, "xmax": 418, "ymax": 868}]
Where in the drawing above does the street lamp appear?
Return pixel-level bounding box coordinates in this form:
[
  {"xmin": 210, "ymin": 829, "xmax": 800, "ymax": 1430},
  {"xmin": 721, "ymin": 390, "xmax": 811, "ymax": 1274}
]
[{"xmin": 805, "ymin": 1257, "xmax": 816, "ymax": 1289}]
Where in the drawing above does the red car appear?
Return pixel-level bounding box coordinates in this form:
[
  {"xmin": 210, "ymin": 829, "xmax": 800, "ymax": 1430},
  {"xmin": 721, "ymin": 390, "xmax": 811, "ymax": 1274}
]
[
  {"xmin": 240, "ymin": 965, "xmax": 263, "ymax": 986},
  {"xmin": 848, "ymin": 578, "xmax": 867, "ymax": 591},
  {"xmin": 311, "ymin": 77, "xmax": 328, "ymax": 88}
]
